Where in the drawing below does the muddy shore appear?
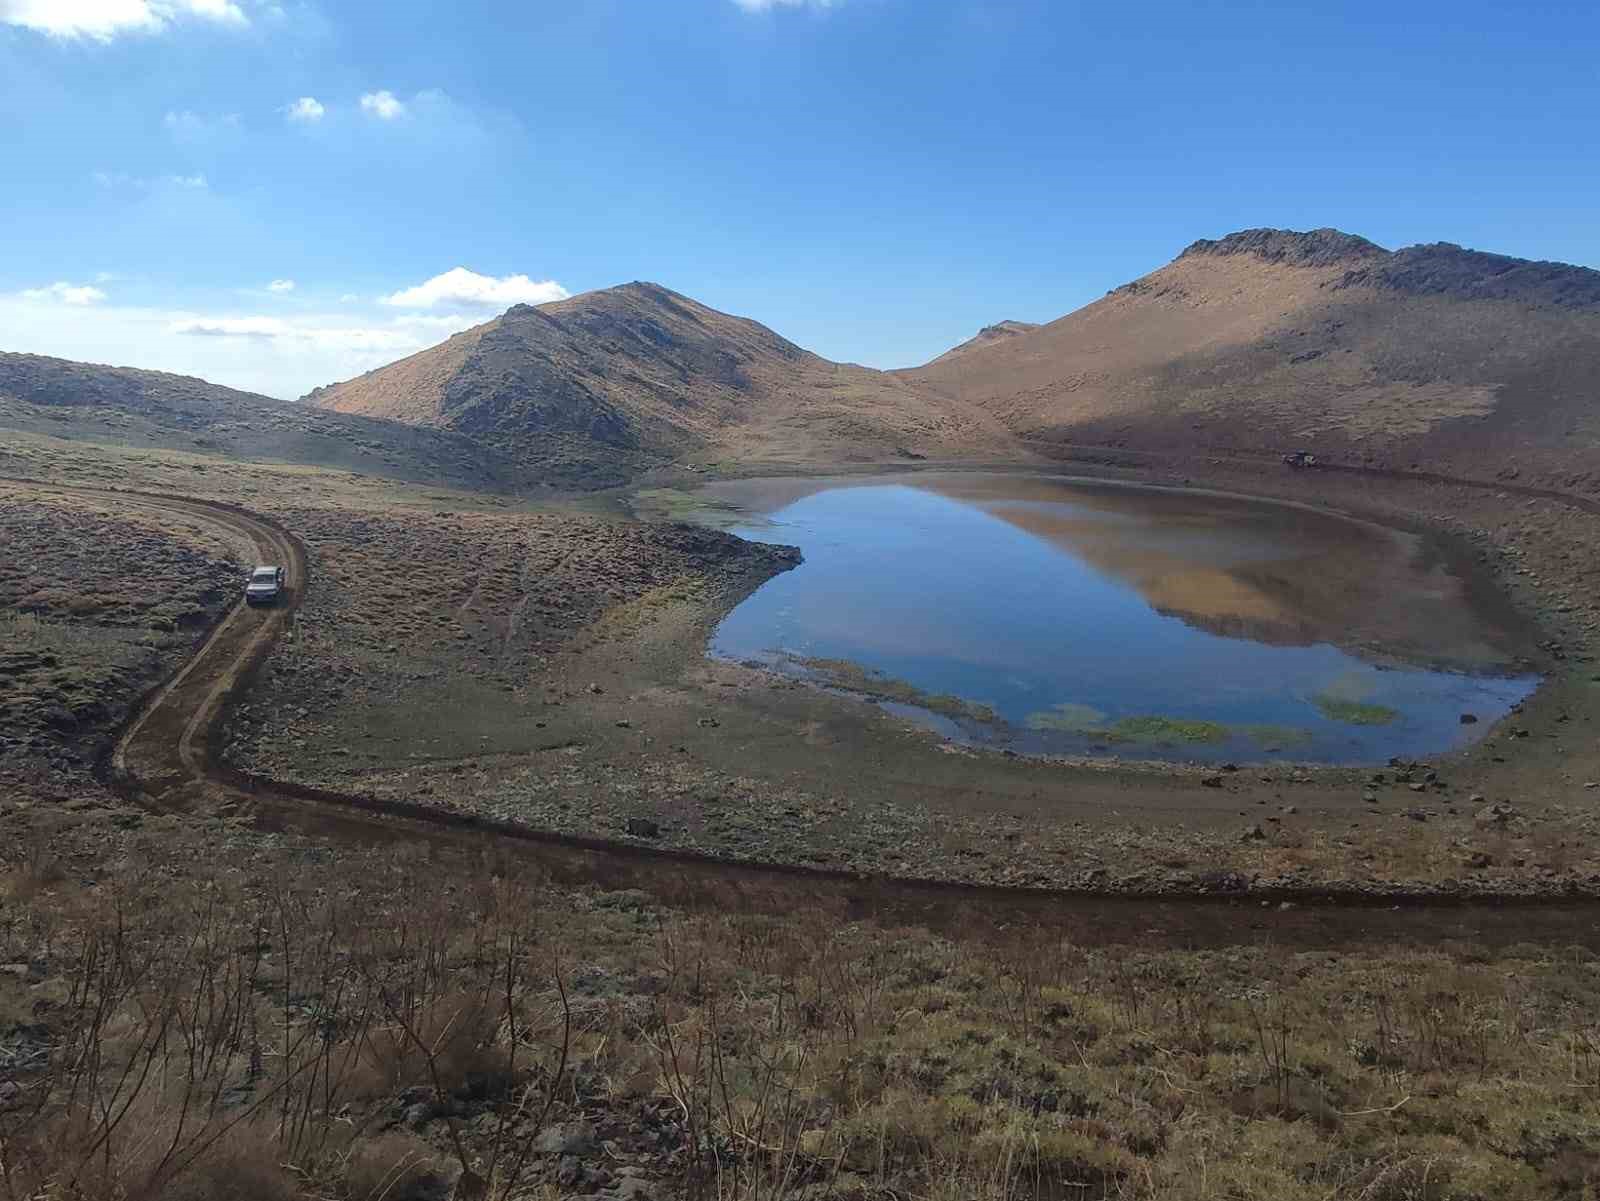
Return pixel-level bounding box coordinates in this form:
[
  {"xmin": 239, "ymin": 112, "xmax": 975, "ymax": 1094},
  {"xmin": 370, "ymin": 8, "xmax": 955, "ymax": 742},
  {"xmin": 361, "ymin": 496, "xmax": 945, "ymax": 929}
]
[{"xmin": 215, "ymin": 453, "xmax": 1600, "ymax": 900}]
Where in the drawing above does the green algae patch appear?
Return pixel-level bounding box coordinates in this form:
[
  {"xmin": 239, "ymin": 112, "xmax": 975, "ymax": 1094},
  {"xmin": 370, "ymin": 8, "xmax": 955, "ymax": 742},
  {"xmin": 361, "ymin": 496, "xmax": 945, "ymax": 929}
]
[
  {"xmin": 1105, "ymin": 715, "xmax": 1231, "ymax": 745},
  {"xmin": 1313, "ymin": 695, "xmax": 1401, "ymax": 726},
  {"xmin": 1024, "ymin": 702, "xmax": 1107, "ymax": 733},
  {"xmin": 786, "ymin": 655, "xmax": 1003, "ymax": 726}
]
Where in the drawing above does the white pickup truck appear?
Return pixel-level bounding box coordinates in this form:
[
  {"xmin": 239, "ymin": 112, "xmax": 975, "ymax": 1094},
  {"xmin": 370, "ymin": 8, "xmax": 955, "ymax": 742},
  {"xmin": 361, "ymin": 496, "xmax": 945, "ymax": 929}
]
[{"xmin": 244, "ymin": 565, "xmax": 285, "ymax": 606}]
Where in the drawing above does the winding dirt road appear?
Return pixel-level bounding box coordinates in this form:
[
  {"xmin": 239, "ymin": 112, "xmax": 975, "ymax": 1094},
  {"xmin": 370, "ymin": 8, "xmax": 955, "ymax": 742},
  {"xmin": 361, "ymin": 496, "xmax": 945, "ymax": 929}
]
[{"xmin": 19, "ymin": 477, "xmax": 1600, "ymax": 952}]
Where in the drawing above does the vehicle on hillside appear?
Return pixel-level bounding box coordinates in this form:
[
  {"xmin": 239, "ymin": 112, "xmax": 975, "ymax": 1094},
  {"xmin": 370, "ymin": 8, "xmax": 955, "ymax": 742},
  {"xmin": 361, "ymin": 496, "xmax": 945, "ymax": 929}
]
[
  {"xmin": 1283, "ymin": 450, "xmax": 1319, "ymax": 468},
  {"xmin": 245, "ymin": 565, "xmax": 286, "ymax": 606}
]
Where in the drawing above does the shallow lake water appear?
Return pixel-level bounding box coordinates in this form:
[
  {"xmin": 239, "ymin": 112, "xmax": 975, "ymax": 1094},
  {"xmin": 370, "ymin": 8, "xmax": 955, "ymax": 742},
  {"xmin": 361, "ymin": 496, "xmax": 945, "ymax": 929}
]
[{"xmin": 695, "ymin": 473, "xmax": 1540, "ymax": 765}]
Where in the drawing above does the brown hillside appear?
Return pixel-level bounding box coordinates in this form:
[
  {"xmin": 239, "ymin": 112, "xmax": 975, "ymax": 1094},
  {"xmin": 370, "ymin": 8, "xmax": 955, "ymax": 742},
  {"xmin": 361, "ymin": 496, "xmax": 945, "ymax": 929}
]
[
  {"xmin": 902, "ymin": 228, "xmax": 1600, "ymax": 488},
  {"xmin": 921, "ymin": 319, "xmax": 1041, "ymax": 368},
  {"xmin": 306, "ymin": 282, "xmax": 1020, "ymax": 477},
  {"xmin": 0, "ymin": 351, "xmax": 537, "ymax": 492}
]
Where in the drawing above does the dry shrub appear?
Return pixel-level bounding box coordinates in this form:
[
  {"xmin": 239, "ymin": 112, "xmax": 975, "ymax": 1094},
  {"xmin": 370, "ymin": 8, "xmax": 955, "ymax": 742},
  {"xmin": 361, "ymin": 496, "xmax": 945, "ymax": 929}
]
[{"xmin": 343, "ymin": 1131, "xmax": 453, "ymax": 1201}]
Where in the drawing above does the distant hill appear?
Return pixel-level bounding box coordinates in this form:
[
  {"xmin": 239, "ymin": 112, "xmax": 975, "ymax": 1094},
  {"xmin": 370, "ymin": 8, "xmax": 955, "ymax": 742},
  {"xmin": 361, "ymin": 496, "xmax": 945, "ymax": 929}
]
[
  {"xmin": 0, "ymin": 351, "xmax": 538, "ymax": 492},
  {"xmin": 920, "ymin": 320, "xmax": 1041, "ymax": 369},
  {"xmin": 306, "ymin": 282, "xmax": 1020, "ymax": 478},
  {"xmin": 902, "ymin": 228, "xmax": 1600, "ymax": 488}
]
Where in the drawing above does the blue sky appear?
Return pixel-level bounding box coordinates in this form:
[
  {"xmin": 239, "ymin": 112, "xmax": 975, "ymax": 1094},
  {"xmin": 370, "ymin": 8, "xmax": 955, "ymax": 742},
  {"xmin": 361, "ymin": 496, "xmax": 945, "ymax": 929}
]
[{"xmin": 3, "ymin": 0, "xmax": 1597, "ymax": 398}]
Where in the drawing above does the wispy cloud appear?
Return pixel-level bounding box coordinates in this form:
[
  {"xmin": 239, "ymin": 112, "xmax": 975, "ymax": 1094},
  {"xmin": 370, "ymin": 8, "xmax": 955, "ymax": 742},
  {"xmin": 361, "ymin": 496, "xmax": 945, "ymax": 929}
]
[
  {"xmin": 0, "ymin": 0, "xmax": 248, "ymax": 41},
  {"xmin": 92, "ymin": 170, "xmax": 208, "ymax": 190},
  {"xmin": 266, "ymin": 278, "xmax": 295, "ymax": 293},
  {"xmin": 163, "ymin": 109, "xmax": 240, "ymax": 143},
  {"xmin": 21, "ymin": 281, "xmax": 107, "ymax": 306},
  {"xmin": 382, "ymin": 267, "xmax": 569, "ymax": 310},
  {"xmin": 359, "ymin": 90, "xmax": 405, "ymax": 120},
  {"xmin": 1, "ymin": 286, "xmax": 471, "ymax": 397},
  {"xmin": 284, "ymin": 96, "xmax": 325, "ymax": 123},
  {"xmin": 730, "ymin": 0, "xmax": 840, "ymax": 10}
]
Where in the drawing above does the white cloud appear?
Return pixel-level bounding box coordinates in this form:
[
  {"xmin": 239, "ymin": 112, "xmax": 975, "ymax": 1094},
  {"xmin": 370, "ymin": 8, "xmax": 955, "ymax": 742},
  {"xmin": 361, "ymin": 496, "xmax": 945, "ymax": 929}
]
[
  {"xmin": 359, "ymin": 90, "xmax": 405, "ymax": 120},
  {"xmin": 21, "ymin": 281, "xmax": 107, "ymax": 306},
  {"xmin": 266, "ymin": 278, "xmax": 295, "ymax": 293},
  {"xmin": 383, "ymin": 267, "xmax": 568, "ymax": 310},
  {"xmin": 0, "ymin": 0, "xmax": 247, "ymax": 40},
  {"xmin": 165, "ymin": 173, "xmax": 209, "ymax": 189},
  {"xmin": 284, "ymin": 96, "xmax": 324, "ymax": 123},
  {"xmin": 172, "ymin": 315, "xmax": 288, "ymax": 338}
]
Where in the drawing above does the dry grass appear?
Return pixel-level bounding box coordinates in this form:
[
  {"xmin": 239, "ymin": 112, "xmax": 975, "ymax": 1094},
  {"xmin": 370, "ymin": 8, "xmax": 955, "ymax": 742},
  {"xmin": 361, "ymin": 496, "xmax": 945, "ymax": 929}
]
[{"xmin": 0, "ymin": 818, "xmax": 1597, "ymax": 1201}]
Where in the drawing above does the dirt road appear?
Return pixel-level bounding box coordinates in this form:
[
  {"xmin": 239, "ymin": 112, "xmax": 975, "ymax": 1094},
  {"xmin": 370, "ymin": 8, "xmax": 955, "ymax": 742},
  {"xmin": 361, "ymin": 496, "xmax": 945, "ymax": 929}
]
[{"xmin": 5, "ymin": 476, "xmax": 1590, "ymax": 954}]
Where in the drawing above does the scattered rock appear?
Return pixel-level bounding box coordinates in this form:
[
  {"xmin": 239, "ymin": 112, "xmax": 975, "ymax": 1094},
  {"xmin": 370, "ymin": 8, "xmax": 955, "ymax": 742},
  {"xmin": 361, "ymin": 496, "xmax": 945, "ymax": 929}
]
[
  {"xmin": 1466, "ymin": 851, "xmax": 1494, "ymax": 870},
  {"xmin": 625, "ymin": 817, "xmax": 662, "ymax": 839},
  {"xmin": 1240, "ymin": 824, "xmax": 1266, "ymax": 842},
  {"xmin": 1201, "ymin": 775, "xmax": 1224, "ymax": 789},
  {"xmin": 533, "ymin": 1120, "xmax": 598, "ymax": 1156},
  {"xmin": 1475, "ymin": 801, "xmax": 1513, "ymax": 827}
]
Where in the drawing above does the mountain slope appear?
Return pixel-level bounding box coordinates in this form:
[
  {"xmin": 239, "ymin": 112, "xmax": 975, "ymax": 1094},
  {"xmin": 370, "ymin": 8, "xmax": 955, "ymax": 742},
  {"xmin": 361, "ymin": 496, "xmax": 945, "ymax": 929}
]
[
  {"xmin": 902, "ymin": 228, "xmax": 1600, "ymax": 486},
  {"xmin": 307, "ymin": 283, "xmax": 1021, "ymax": 477},
  {"xmin": 920, "ymin": 320, "xmax": 1041, "ymax": 369},
  {"xmin": 0, "ymin": 351, "xmax": 538, "ymax": 492}
]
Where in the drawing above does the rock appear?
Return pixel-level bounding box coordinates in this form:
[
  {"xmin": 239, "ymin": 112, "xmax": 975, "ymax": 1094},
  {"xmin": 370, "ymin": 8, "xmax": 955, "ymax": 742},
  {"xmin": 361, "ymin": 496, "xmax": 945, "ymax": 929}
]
[
  {"xmin": 1459, "ymin": 713, "xmax": 1478, "ymax": 724},
  {"xmin": 1406, "ymin": 809, "xmax": 1428, "ymax": 822},
  {"xmin": 534, "ymin": 1120, "xmax": 598, "ymax": 1157},
  {"xmin": 1408, "ymin": 782, "xmax": 1427, "ymax": 793},
  {"xmin": 1475, "ymin": 801, "xmax": 1512, "ymax": 827},
  {"xmin": 1281, "ymin": 804, "xmax": 1298, "ymax": 815},
  {"xmin": 1361, "ymin": 791, "xmax": 1378, "ymax": 804},
  {"xmin": 603, "ymin": 1178, "xmax": 661, "ymax": 1201},
  {"xmin": 1469, "ymin": 793, "xmax": 1486, "ymax": 804},
  {"xmin": 1466, "ymin": 851, "xmax": 1494, "ymax": 869},
  {"xmin": 1240, "ymin": 824, "xmax": 1267, "ymax": 842},
  {"xmin": 697, "ymin": 716, "xmax": 719, "ymax": 728},
  {"xmin": 588, "ymin": 684, "xmax": 605, "ymax": 695},
  {"xmin": 615, "ymin": 720, "xmax": 631, "ymax": 729},
  {"xmin": 1200, "ymin": 775, "xmax": 1224, "ymax": 788},
  {"xmin": 625, "ymin": 818, "xmax": 661, "ymax": 839}
]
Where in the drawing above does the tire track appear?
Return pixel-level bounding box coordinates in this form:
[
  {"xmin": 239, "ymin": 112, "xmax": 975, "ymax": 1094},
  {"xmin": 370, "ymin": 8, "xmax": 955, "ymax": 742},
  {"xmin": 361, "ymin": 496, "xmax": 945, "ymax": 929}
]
[{"xmin": 10, "ymin": 474, "xmax": 1600, "ymax": 952}]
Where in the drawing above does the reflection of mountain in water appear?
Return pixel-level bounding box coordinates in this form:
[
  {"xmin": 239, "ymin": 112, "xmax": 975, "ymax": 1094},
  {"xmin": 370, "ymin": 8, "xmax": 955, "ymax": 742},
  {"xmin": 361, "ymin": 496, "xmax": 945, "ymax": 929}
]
[{"xmin": 914, "ymin": 476, "xmax": 1523, "ymax": 671}]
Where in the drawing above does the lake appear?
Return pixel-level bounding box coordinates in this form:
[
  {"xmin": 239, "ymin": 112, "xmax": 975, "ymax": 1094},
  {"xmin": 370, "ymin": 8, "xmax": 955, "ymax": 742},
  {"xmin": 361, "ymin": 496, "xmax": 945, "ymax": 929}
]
[{"xmin": 693, "ymin": 473, "xmax": 1540, "ymax": 765}]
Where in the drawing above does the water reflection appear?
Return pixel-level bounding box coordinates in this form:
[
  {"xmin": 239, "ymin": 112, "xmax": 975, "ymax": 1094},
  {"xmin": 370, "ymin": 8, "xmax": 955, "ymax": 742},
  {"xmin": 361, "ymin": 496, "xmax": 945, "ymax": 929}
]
[{"xmin": 702, "ymin": 474, "xmax": 1539, "ymax": 765}]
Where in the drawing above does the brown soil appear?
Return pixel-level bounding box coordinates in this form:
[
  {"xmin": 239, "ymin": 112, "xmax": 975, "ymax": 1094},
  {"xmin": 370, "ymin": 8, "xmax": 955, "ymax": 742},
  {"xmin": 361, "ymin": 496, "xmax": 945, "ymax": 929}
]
[{"xmin": 30, "ymin": 452, "xmax": 1588, "ymax": 909}]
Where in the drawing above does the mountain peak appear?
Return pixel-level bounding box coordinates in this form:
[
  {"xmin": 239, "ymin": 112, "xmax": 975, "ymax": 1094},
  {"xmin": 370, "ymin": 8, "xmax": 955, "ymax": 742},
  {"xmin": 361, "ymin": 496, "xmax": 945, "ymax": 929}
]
[{"xmin": 1180, "ymin": 227, "xmax": 1389, "ymax": 268}]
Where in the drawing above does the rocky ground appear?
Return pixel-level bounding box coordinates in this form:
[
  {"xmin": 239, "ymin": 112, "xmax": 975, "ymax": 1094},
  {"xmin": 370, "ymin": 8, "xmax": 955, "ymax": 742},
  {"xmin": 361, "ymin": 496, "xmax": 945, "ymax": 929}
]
[
  {"xmin": 2, "ymin": 447, "xmax": 1599, "ymax": 1198},
  {"xmin": 0, "ymin": 483, "xmax": 246, "ymax": 794},
  {"xmin": 194, "ymin": 456, "xmax": 1600, "ymax": 901}
]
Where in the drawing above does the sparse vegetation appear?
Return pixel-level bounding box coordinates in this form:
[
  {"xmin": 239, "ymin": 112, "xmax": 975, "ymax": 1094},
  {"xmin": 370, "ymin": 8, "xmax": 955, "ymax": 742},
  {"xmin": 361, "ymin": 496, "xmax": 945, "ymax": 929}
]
[
  {"xmin": 1313, "ymin": 694, "xmax": 1402, "ymax": 726},
  {"xmin": 2, "ymin": 823, "xmax": 1599, "ymax": 1201},
  {"xmin": 786, "ymin": 655, "xmax": 1003, "ymax": 726}
]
